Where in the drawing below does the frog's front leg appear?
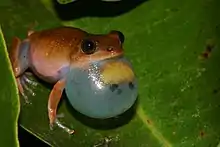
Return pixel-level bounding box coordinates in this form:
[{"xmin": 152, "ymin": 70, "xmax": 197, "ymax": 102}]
[
  {"xmin": 9, "ymin": 37, "xmax": 35, "ymax": 103},
  {"xmin": 48, "ymin": 78, "xmax": 74, "ymax": 134}
]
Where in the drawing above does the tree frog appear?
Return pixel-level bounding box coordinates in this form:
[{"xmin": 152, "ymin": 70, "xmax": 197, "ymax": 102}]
[{"xmin": 9, "ymin": 26, "xmax": 138, "ymax": 134}]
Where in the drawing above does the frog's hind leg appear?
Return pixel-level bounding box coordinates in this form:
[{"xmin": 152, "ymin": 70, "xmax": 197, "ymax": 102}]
[
  {"xmin": 9, "ymin": 37, "xmax": 32, "ymax": 103},
  {"xmin": 48, "ymin": 79, "xmax": 74, "ymax": 134}
]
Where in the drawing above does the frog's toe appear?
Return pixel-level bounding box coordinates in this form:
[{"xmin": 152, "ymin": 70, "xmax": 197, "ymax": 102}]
[
  {"xmin": 22, "ymin": 82, "xmax": 36, "ymax": 96},
  {"xmin": 50, "ymin": 118, "xmax": 74, "ymax": 134},
  {"xmin": 23, "ymin": 72, "xmax": 38, "ymax": 86},
  {"xmin": 21, "ymin": 92, "xmax": 31, "ymax": 104},
  {"xmin": 16, "ymin": 78, "xmax": 31, "ymax": 104},
  {"xmin": 21, "ymin": 76, "xmax": 36, "ymax": 97},
  {"xmin": 49, "ymin": 122, "xmax": 54, "ymax": 131},
  {"xmin": 19, "ymin": 72, "xmax": 39, "ymax": 97}
]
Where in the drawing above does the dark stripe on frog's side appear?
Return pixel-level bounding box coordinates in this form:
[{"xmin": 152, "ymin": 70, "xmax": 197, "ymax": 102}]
[{"xmin": 18, "ymin": 40, "xmax": 30, "ymax": 74}]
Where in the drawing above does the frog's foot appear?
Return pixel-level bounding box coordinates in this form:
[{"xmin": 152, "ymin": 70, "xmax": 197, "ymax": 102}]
[
  {"xmin": 50, "ymin": 118, "xmax": 75, "ymax": 135},
  {"xmin": 17, "ymin": 73, "xmax": 38, "ymax": 104},
  {"xmin": 16, "ymin": 78, "xmax": 30, "ymax": 104},
  {"xmin": 23, "ymin": 72, "xmax": 38, "ymax": 87},
  {"xmin": 20, "ymin": 74, "xmax": 37, "ymax": 97},
  {"xmin": 49, "ymin": 112, "xmax": 74, "ymax": 134}
]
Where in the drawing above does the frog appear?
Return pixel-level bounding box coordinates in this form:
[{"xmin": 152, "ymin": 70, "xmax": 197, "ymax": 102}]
[{"xmin": 9, "ymin": 26, "xmax": 138, "ymax": 134}]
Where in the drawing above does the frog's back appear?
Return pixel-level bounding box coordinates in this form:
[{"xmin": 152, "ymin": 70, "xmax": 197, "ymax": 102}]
[
  {"xmin": 28, "ymin": 27, "xmax": 88, "ymax": 83},
  {"xmin": 29, "ymin": 27, "xmax": 88, "ymax": 54}
]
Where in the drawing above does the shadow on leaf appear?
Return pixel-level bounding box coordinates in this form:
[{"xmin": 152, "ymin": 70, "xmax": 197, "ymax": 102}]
[{"xmin": 63, "ymin": 92, "xmax": 139, "ymax": 130}]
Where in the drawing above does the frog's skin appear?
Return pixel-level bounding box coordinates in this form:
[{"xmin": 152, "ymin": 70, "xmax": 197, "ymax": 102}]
[{"xmin": 9, "ymin": 26, "xmax": 138, "ymax": 134}]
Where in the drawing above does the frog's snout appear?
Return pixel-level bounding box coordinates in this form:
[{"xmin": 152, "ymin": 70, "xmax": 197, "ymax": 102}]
[{"xmin": 65, "ymin": 57, "xmax": 138, "ymax": 119}]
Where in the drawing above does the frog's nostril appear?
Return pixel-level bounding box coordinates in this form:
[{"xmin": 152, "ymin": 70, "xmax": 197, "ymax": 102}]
[
  {"xmin": 106, "ymin": 46, "xmax": 114, "ymax": 52},
  {"xmin": 109, "ymin": 84, "xmax": 118, "ymax": 92},
  {"xmin": 128, "ymin": 82, "xmax": 135, "ymax": 90}
]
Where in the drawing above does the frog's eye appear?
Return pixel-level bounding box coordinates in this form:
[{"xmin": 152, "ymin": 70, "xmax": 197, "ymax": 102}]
[
  {"xmin": 81, "ymin": 39, "xmax": 96, "ymax": 54},
  {"xmin": 109, "ymin": 30, "xmax": 125, "ymax": 44}
]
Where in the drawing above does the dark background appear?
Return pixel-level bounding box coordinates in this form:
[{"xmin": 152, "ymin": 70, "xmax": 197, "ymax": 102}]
[{"xmin": 18, "ymin": 126, "xmax": 49, "ymax": 146}]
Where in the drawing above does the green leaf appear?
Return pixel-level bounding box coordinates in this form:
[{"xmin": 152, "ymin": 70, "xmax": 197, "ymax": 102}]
[
  {"xmin": 0, "ymin": 27, "xmax": 20, "ymax": 147},
  {"xmin": 2, "ymin": 0, "xmax": 220, "ymax": 146}
]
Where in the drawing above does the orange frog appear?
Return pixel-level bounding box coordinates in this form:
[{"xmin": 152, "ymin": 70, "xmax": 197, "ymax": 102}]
[{"xmin": 9, "ymin": 26, "xmax": 138, "ymax": 134}]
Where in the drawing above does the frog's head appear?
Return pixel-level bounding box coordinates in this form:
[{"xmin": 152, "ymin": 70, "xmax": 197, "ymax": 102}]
[{"xmin": 71, "ymin": 30, "xmax": 125, "ymax": 68}]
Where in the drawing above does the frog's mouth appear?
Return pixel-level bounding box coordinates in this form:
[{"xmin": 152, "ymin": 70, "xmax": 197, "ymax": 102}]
[
  {"xmin": 89, "ymin": 48, "xmax": 124, "ymax": 64},
  {"xmin": 71, "ymin": 51, "xmax": 124, "ymax": 69},
  {"xmin": 93, "ymin": 54, "xmax": 123, "ymax": 63}
]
